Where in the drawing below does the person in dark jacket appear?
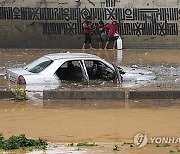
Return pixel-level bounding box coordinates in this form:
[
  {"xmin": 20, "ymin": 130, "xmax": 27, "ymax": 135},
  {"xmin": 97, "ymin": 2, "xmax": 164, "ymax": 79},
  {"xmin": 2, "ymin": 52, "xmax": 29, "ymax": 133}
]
[
  {"xmin": 95, "ymin": 20, "xmax": 105, "ymax": 49},
  {"xmin": 82, "ymin": 16, "xmax": 94, "ymax": 50},
  {"xmin": 102, "ymin": 19, "xmax": 119, "ymax": 50}
]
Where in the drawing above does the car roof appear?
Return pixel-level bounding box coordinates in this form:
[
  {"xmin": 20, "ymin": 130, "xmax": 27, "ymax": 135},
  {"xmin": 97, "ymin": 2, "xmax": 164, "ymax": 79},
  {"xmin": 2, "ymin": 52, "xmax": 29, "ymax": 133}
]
[{"xmin": 45, "ymin": 53, "xmax": 102, "ymax": 61}]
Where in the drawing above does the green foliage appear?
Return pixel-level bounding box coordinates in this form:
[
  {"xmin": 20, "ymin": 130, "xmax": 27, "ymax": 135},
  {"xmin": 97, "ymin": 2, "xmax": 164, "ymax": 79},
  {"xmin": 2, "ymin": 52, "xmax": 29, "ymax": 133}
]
[
  {"xmin": 177, "ymin": 148, "xmax": 180, "ymax": 152},
  {"xmin": 156, "ymin": 143, "xmax": 171, "ymax": 148},
  {"xmin": 0, "ymin": 133, "xmax": 4, "ymax": 149},
  {"xmin": 169, "ymin": 150, "xmax": 176, "ymax": 153},
  {"xmin": 121, "ymin": 142, "xmax": 134, "ymax": 148},
  {"xmin": 76, "ymin": 142, "xmax": 97, "ymax": 147},
  {"xmin": 68, "ymin": 143, "xmax": 74, "ymax": 146},
  {"xmin": 162, "ymin": 143, "xmax": 171, "ymax": 148},
  {"xmin": 11, "ymin": 88, "xmax": 26, "ymax": 100},
  {"xmin": 112, "ymin": 144, "xmax": 119, "ymax": 151},
  {"xmin": 0, "ymin": 133, "xmax": 48, "ymax": 150},
  {"xmin": 121, "ymin": 142, "xmax": 133, "ymax": 146},
  {"xmin": 156, "ymin": 144, "xmax": 161, "ymax": 147},
  {"xmin": 2, "ymin": 135, "xmax": 20, "ymax": 150}
]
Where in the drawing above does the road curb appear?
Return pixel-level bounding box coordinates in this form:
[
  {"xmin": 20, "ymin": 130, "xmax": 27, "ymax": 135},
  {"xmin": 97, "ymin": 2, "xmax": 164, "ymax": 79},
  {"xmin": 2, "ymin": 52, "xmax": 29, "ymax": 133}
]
[
  {"xmin": 1, "ymin": 90, "xmax": 180, "ymax": 100},
  {"xmin": 0, "ymin": 90, "xmax": 14, "ymax": 99},
  {"xmin": 129, "ymin": 90, "xmax": 180, "ymax": 99},
  {"xmin": 43, "ymin": 90, "xmax": 125, "ymax": 100}
]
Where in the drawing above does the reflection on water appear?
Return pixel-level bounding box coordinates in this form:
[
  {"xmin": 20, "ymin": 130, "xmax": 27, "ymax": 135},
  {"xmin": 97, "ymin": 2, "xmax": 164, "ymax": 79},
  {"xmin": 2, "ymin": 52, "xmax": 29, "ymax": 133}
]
[
  {"xmin": 117, "ymin": 49, "xmax": 122, "ymax": 64},
  {"xmin": 43, "ymin": 99, "xmax": 180, "ymax": 110},
  {"xmin": 128, "ymin": 99, "xmax": 180, "ymax": 108},
  {"xmin": 43, "ymin": 100, "xmax": 126, "ymax": 109},
  {"xmin": 1, "ymin": 98, "xmax": 179, "ymax": 110}
]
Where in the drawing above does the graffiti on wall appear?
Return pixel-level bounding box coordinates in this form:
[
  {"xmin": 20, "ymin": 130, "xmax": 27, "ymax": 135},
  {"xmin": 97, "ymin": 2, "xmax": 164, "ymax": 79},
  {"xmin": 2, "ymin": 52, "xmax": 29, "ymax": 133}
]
[
  {"xmin": 105, "ymin": 0, "xmax": 116, "ymax": 7},
  {"xmin": 0, "ymin": 7, "xmax": 179, "ymax": 36}
]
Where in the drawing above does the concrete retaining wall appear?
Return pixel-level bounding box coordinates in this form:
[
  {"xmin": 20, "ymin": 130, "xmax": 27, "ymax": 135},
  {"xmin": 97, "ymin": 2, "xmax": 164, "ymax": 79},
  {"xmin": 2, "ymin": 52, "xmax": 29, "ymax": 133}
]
[
  {"xmin": 0, "ymin": 0, "xmax": 179, "ymax": 48},
  {"xmin": 43, "ymin": 90, "xmax": 180, "ymax": 100},
  {"xmin": 43, "ymin": 90, "xmax": 125, "ymax": 100},
  {"xmin": 0, "ymin": 90, "xmax": 14, "ymax": 99},
  {"xmin": 129, "ymin": 90, "xmax": 180, "ymax": 99},
  {"xmin": 1, "ymin": 89, "xmax": 180, "ymax": 100}
]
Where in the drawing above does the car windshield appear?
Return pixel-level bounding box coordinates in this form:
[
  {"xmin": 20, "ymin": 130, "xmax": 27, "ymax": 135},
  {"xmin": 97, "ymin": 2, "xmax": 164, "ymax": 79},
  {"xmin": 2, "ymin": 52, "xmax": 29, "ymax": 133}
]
[{"xmin": 24, "ymin": 56, "xmax": 53, "ymax": 73}]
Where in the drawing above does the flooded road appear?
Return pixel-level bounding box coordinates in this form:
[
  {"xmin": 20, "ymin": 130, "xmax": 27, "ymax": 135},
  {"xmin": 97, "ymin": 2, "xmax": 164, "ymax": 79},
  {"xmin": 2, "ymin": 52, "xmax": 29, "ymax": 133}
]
[
  {"xmin": 0, "ymin": 48, "xmax": 180, "ymax": 91},
  {"xmin": 1, "ymin": 99, "xmax": 180, "ymax": 142},
  {"xmin": 0, "ymin": 99, "xmax": 180, "ymax": 153},
  {"xmin": 0, "ymin": 48, "xmax": 180, "ymax": 153}
]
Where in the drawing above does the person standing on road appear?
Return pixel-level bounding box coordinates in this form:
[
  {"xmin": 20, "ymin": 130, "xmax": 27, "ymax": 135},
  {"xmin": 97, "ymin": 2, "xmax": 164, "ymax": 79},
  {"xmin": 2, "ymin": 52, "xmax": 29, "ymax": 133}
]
[
  {"xmin": 95, "ymin": 20, "xmax": 105, "ymax": 49},
  {"xmin": 102, "ymin": 19, "xmax": 119, "ymax": 50},
  {"xmin": 82, "ymin": 16, "xmax": 94, "ymax": 50}
]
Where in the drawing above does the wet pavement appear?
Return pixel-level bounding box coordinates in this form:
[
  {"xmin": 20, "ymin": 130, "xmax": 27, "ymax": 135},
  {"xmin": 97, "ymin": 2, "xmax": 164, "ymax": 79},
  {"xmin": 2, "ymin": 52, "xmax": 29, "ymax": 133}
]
[{"xmin": 0, "ymin": 48, "xmax": 180, "ymax": 153}]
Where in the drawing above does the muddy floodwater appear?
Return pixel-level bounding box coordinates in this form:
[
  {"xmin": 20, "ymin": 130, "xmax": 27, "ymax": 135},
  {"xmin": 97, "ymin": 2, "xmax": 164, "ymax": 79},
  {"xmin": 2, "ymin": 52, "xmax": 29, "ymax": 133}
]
[
  {"xmin": 0, "ymin": 48, "xmax": 180, "ymax": 153},
  {"xmin": 0, "ymin": 99, "xmax": 180, "ymax": 153}
]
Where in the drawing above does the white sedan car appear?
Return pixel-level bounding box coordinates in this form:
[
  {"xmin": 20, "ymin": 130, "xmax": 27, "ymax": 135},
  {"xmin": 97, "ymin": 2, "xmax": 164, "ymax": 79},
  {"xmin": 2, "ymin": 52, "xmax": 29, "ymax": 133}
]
[{"xmin": 6, "ymin": 53, "xmax": 154, "ymax": 85}]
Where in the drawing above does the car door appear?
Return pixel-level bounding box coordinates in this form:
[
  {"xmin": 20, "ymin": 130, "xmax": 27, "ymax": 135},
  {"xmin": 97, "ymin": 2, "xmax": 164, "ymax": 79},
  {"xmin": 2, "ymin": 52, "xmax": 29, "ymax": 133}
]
[
  {"xmin": 79, "ymin": 60, "xmax": 89, "ymax": 84},
  {"xmin": 83, "ymin": 60, "xmax": 116, "ymax": 84},
  {"xmin": 54, "ymin": 60, "xmax": 88, "ymax": 83}
]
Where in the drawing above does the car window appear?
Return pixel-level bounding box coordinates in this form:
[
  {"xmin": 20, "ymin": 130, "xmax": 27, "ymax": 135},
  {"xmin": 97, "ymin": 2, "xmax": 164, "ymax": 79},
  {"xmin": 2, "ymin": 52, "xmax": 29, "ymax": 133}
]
[
  {"xmin": 84, "ymin": 60, "xmax": 115, "ymax": 81},
  {"xmin": 55, "ymin": 60, "xmax": 84, "ymax": 82},
  {"xmin": 24, "ymin": 57, "xmax": 53, "ymax": 73}
]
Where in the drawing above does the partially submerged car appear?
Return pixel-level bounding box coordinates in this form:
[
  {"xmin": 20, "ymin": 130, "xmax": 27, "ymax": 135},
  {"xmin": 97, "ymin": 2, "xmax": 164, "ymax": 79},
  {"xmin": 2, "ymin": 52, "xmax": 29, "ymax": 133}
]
[
  {"xmin": 6, "ymin": 53, "xmax": 123, "ymax": 85},
  {"xmin": 6, "ymin": 53, "xmax": 154, "ymax": 86}
]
